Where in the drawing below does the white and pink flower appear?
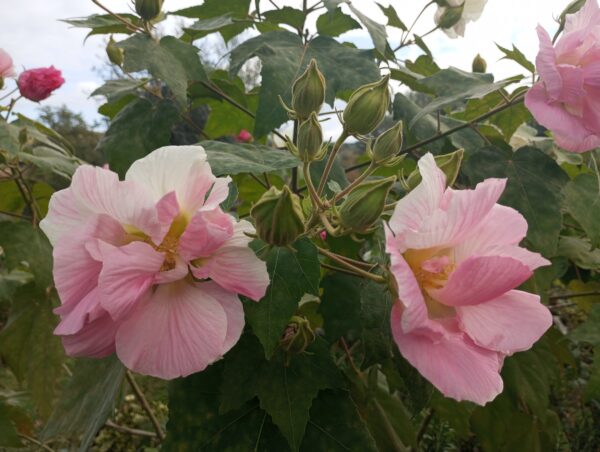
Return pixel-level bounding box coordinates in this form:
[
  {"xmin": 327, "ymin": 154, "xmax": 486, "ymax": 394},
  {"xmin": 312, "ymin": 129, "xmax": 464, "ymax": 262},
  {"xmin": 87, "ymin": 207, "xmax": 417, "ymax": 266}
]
[
  {"xmin": 386, "ymin": 153, "xmax": 552, "ymax": 405},
  {"xmin": 40, "ymin": 146, "xmax": 270, "ymax": 379}
]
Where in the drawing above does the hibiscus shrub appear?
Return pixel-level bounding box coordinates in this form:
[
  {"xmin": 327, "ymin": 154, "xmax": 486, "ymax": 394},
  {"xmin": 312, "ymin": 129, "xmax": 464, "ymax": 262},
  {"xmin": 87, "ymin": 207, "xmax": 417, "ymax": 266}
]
[{"xmin": 0, "ymin": 0, "xmax": 599, "ymax": 450}]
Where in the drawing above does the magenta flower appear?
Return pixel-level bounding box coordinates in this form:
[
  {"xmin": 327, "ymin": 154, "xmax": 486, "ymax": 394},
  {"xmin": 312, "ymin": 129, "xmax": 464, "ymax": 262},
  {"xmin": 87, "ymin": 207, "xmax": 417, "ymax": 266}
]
[
  {"xmin": 386, "ymin": 154, "xmax": 552, "ymax": 405},
  {"xmin": 0, "ymin": 48, "xmax": 15, "ymax": 79},
  {"xmin": 525, "ymin": 0, "xmax": 600, "ymax": 152},
  {"xmin": 235, "ymin": 129, "xmax": 253, "ymax": 143},
  {"xmin": 17, "ymin": 66, "xmax": 64, "ymax": 101},
  {"xmin": 40, "ymin": 146, "xmax": 270, "ymax": 379}
]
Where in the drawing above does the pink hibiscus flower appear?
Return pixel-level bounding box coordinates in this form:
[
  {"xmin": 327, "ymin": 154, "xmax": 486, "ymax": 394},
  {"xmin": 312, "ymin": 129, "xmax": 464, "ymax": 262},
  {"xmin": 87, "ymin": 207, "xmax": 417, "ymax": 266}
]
[
  {"xmin": 0, "ymin": 48, "xmax": 15, "ymax": 78},
  {"xmin": 386, "ymin": 153, "xmax": 552, "ymax": 405},
  {"xmin": 525, "ymin": 0, "xmax": 600, "ymax": 152},
  {"xmin": 40, "ymin": 146, "xmax": 270, "ymax": 379}
]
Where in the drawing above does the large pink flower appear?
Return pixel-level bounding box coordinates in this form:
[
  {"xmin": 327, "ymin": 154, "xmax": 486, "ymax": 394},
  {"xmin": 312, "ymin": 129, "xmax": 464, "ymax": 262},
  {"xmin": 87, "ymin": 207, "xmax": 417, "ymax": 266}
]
[
  {"xmin": 386, "ymin": 153, "xmax": 552, "ymax": 405},
  {"xmin": 40, "ymin": 146, "xmax": 270, "ymax": 379},
  {"xmin": 0, "ymin": 48, "xmax": 15, "ymax": 79},
  {"xmin": 525, "ymin": 0, "xmax": 600, "ymax": 152}
]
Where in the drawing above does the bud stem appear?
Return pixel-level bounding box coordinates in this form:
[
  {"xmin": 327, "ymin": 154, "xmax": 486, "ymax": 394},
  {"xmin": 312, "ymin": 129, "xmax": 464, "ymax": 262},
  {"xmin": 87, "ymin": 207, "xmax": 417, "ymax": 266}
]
[
  {"xmin": 303, "ymin": 162, "xmax": 325, "ymax": 211},
  {"xmin": 333, "ymin": 162, "xmax": 377, "ymax": 202},
  {"xmin": 317, "ymin": 246, "xmax": 386, "ymax": 283},
  {"xmin": 316, "ymin": 131, "xmax": 349, "ymax": 197}
]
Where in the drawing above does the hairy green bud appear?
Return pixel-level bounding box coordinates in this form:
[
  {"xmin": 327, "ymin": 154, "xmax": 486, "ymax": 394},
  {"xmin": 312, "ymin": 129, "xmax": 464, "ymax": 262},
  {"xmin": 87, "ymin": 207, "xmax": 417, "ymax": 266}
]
[
  {"xmin": 343, "ymin": 74, "xmax": 391, "ymax": 136},
  {"xmin": 369, "ymin": 121, "xmax": 404, "ymax": 165},
  {"xmin": 292, "ymin": 112, "xmax": 328, "ymax": 162},
  {"xmin": 472, "ymin": 54, "xmax": 487, "ymax": 73},
  {"xmin": 291, "ymin": 59, "xmax": 326, "ymax": 120},
  {"xmin": 135, "ymin": 0, "xmax": 163, "ymax": 21},
  {"xmin": 251, "ymin": 186, "xmax": 305, "ymax": 247},
  {"xmin": 405, "ymin": 149, "xmax": 464, "ymax": 190},
  {"xmin": 106, "ymin": 36, "xmax": 124, "ymax": 67},
  {"xmin": 280, "ymin": 316, "xmax": 315, "ymax": 355},
  {"xmin": 338, "ymin": 176, "xmax": 396, "ymax": 233}
]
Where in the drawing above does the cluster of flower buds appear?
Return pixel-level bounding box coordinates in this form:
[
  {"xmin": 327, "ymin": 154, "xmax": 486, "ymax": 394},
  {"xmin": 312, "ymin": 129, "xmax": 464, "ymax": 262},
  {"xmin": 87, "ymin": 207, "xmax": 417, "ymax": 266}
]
[
  {"xmin": 250, "ymin": 185, "xmax": 305, "ymax": 247},
  {"xmin": 135, "ymin": 0, "xmax": 164, "ymax": 21}
]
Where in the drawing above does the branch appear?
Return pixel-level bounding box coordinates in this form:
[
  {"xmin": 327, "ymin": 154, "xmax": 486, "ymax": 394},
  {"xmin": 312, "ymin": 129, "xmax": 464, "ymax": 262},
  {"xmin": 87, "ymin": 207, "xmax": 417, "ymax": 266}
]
[
  {"xmin": 317, "ymin": 246, "xmax": 386, "ymax": 283},
  {"xmin": 125, "ymin": 371, "xmax": 165, "ymax": 441},
  {"xmin": 91, "ymin": 0, "xmax": 145, "ymax": 33},
  {"xmin": 18, "ymin": 434, "xmax": 55, "ymax": 452},
  {"xmin": 105, "ymin": 420, "xmax": 157, "ymax": 438}
]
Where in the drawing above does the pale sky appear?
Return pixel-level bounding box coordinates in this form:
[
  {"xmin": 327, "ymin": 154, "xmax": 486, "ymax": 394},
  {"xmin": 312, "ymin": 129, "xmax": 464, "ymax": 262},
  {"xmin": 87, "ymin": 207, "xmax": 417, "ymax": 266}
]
[{"xmin": 0, "ymin": 0, "xmax": 568, "ymax": 126}]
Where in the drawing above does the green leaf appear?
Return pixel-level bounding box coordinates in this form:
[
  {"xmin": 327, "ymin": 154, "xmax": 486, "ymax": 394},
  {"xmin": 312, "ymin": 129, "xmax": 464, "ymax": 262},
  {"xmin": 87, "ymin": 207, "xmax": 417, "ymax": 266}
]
[
  {"xmin": 557, "ymin": 236, "xmax": 600, "ymax": 270},
  {"xmin": 256, "ymin": 340, "xmax": 343, "ymax": 451},
  {"xmin": 0, "ymin": 120, "xmax": 22, "ymax": 155},
  {"xmin": 61, "ymin": 14, "xmax": 140, "ymax": 38},
  {"xmin": 91, "ymin": 79, "xmax": 146, "ymax": 102},
  {"xmin": 563, "ymin": 174, "xmax": 600, "ymax": 248},
  {"xmin": 570, "ymin": 304, "xmax": 600, "ymax": 346},
  {"xmin": 165, "ymin": 361, "xmax": 289, "ymax": 451},
  {"xmin": 316, "ymin": 8, "xmax": 361, "ymax": 37},
  {"xmin": 0, "ymin": 401, "xmax": 22, "ymax": 448},
  {"xmin": 41, "ymin": 356, "xmax": 125, "ymax": 451},
  {"xmin": 200, "ymin": 140, "xmax": 300, "ymax": 176},
  {"xmin": 0, "ymin": 286, "xmax": 63, "ymax": 418},
  {"xmin": 98, "ymin": 97, "xmax": 180, "ymax": 177},
  {"xmin": 263, "ymin": 7, "xmax": 306, "ymax": 29},
  {"xmin": 245, "ymin": 238, "xmax": 321, "ymax": 357},
  {"xmin": 376, "ymin": 3, "xmax": 407, "ymax": 30},
  {"xmin": 360, "ymin": 281, "xmax": 393, "ymax": 368},
  {"xmin": 410, "ymin": 68, "xmax": 513, "ymax": 128},
  {"xmin": 230, "ymin": 31, "xmax": 379, "ymax": 136},
  {"xmin": 496, "ymin": 43, "xmax": 535, "ymax": 73},
  {"xmin": 347, "ymin": 4, "xmax": 388, "ymax": 55},
  {"xmin": 0, "ymin": 269, "xmax": 33, "ymax": 303},
  {"xmin": 183, "ymin": 14, "xmax": 235, "ymax": 37},
  {"xmin": 430, "ymin": 392, "xmax": 474, "ymax": 439},
  {"xmin": 118, "ymin": 34, "xmax": 207, "ymax": 106},
  {"xmin": 585, "ymin": 347, "xmax": 600, "ymax": 401},
  {"xmin": 319, "ymin": 273, "xmax": 365, "ymax": 343},
  {"xmin": 464, "ymin": 146, "xmax": 569, "ymax": 256},
  {"xmin": 301, "ymin": 389, "xmax": 377, "ymax": 451}
]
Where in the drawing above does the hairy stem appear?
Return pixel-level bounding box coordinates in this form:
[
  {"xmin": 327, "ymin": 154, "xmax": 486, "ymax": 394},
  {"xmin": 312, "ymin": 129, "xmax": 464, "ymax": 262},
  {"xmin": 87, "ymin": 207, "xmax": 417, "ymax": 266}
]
[
  {"xmin": 334, "ymin": 162, "xmax": 376, "ymax": 202},
  {"xmin": 317, "ymin": 246, "xmax": 386, "ymax": 283},
  {"xmin": 317, "ymin": 131, "xmax": 349, "ymax": 196}
]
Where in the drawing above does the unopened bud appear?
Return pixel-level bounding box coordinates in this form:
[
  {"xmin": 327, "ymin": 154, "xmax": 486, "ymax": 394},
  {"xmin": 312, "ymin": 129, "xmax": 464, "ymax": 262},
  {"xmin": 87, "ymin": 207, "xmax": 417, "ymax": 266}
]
[
  {"xmin": 369, "ymin": 121, "xmax": 404, "ymax": 165},
  {"xmin": 251, "ymin": 185, "xmax": 305, "ymax": 247},
  {"xmin": 18, "ymin": 128, "xmax": 28, "ymax": 145},
  {"xmin": 405, "ymin": 149, "xmax": 464, "ymax": 190},
  {"xmin": 291, "ymin": 112, "xmax": 327, "ymax": 162},
  {"xmin": 280, "ymin": 316, "xmax": 315, "ymax": 355},
  {"xmin": 292, "ymin": 59, "xmax": 326, "ymax": 120},
  {"xmin": 343, "ymin": 74, "xmax": 391, "ymax": 136},
  {"xmin": 472, "ymin": 54, "xmax": 487, "ymax": 73},
  {"xmin": 135, "ymin": 0, "xmax": 163, "ymax": 21},
  {"xmin": 339, "ymin": 176, "xmax": 396, "ymax": 233},
  {"xmin": 436, "ymin": 5, "xmax": 464, "ymax": 29},
  {"xmin": 106, "ymin": 36, "xmax": 124, "ymax": 67}
]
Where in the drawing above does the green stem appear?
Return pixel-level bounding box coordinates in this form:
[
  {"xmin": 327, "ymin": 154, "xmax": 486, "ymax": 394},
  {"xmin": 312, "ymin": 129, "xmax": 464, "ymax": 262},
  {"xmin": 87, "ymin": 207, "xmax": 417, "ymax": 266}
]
[
  {"xmin": 303, "ymin": 161, "xmax": 324, "ymax": 210},
  {"xmin": 333, "ymin": 162, "xmax": 376, "ymax": 202},
  {"xmin": 126, "ymin": 371, "xmax": 165, "ymax": 441},
  {"xmin": 317, "ymin": 130, "xmax": 348, "ymax": 196},
  {"xmin": 317, "ymin": 246, "xmax": 386, "ymax": 283}
]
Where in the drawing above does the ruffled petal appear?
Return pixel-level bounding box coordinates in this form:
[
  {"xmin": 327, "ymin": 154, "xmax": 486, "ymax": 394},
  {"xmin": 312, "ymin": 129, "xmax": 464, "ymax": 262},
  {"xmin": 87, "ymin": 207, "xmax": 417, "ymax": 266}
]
[
  {"xmin": 564, "ymin": 0, "xmax": 600, "ymax": 35},
  {"xmin": 98, "ymin": 241, "xmax": 164, "ymax": 321},
  {"xmin": 536, "ymin": 25, "xmax": 562, "ymax": 100},
  {"xmin": 178, "ymin": 209, "xmax": 234, "ymax": 262},
  {"xmin": 202, "ymin": 176, "xmax": 232, "ymax": 211},
  {"xmin": 391, "ymin": 303, "xmax": 503, "ymax": 405},
  {"xmin": 115, "ymin": 280, "xmax": 229, "ymax": 379},
  {"xmin": 430, "ymin": 255, "xmax": 532, "ymax": 307},
  {"xmin": 61, "ymin": 310, "xmax": 119, "ymax": 359},
  {"xmin": 458, "ymin": 290, "xmax": 553, "ymax": 354},
  {"xmin": 39, "ymin": 188, "xmax": 83, "ymax": 245},
  {"xmin": 125, "ymin": 146, "xmax": 216, "ymax": 215}
]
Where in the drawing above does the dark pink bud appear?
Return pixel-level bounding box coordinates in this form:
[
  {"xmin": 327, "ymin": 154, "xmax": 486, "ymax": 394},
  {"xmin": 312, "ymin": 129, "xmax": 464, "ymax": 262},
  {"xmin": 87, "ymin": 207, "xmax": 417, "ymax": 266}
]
[
  {"xmin": 235, "ymin": 129, "xmax": 253, "ymax": 143},
  {"xmin": 18, "ymin": 66, "xmax": 64, "ymax": 102}
]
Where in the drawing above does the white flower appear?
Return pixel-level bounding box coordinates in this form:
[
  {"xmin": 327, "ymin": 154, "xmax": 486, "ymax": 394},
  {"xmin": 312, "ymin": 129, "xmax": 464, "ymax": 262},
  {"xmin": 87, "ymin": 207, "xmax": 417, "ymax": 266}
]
[{"xmin": 435, "ymin": 0, "xmax": 488, "ymax": 38}]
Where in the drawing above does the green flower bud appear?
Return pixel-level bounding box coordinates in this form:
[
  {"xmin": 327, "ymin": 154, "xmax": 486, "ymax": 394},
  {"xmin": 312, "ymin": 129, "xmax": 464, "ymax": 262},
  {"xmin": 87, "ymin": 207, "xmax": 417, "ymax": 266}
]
[
  {"xmin": 291, "ymin": 59, "xmax": 326, "ymax": 120},
  {"xmin": 293, "ymin": 112, "xmax": 328, "ymax": 162},
  {"xmin": 369, "ymin": 121, "xmax": 404, "ymax": 165},
  {"xmin": 343, "ymin": 74, "xmax": 391, "ymax": 136},
  {"xmin": 437, "ymin": 5, "xmax": 464, "ymax": 29},
  {"xmin": 250, "ymin": 185, "xmax": 305, "ymax": 247},
  {"xmin": 135, "ymin": 0, "xmax": 163, "ymax": 21},
  {"xmin": 472, "ymin": 54, "xmax": 487, "ymax": 73},
  {"xmin": 106, "ymin": 36, "xmax": 124, "ymax": 67},
  {"xmin": 0, "ymin": 77, "xmax": 4, "ymax": 90},
  {"xmin": 280, "ymin": 316, "xmax": 315, "ymax": 355},
  {"xmin": 338, "ymin": 176, "xmax": 396, "ymax": 233},
  {"xmin": 405, "ymin": 149, "xmax": 464, "ymax": 190}
]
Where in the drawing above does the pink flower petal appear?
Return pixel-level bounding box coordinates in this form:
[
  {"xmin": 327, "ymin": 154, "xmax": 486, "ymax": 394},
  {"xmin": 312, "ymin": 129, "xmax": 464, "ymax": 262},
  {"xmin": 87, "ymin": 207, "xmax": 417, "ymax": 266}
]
[
  {"xmin": 389, "ymin": 153, "xmax": 446, "ymax": 238},
  {"xmin": 40, "ymin": 187, "xmax": 83, "ymax": 245},
  {"xmin": 61, "ymin": 311, "xmax": 119, "ymax": 359},
  {"xmin": 564, "ymin": 0, "xmax": 600, "ymax": 35},
  {"xmin": 458, "ymin": 290, "xmax": 553, "ymax": 354},
  {"xmin": 98, "ymin": 241, "xmax": 164, "ymax": 321},
  {"xmin": 191, "ymin": 220, "xmax": 269, "ymax": 301},
  {"xmin": 430, "ymin": 255, "xmax": 532, "ymax": 307},
  {"xmin": 178, "ymin": 209, "xmax": 234, "ymax": 262},
  {"xmin": 202, "ymin": 176, "xmax": 232, "ymax": 211},
  {"xmin": 391, "ymin": 303, "xmax": 504, "ymax": 405},
  {"xmin": 556, "ymin": 65, "xmax": 585, "ymax": 105},
  {"xmin": 115, "ymin": 280, "xmax": 229, "ymax": 379},
  {"xmin": 536, "ymin": 25, "xmax": 562, "ymax": 100},
  {"xmin": 125, "ymin": 146, "xmax": 216, "ymax": 215}
]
